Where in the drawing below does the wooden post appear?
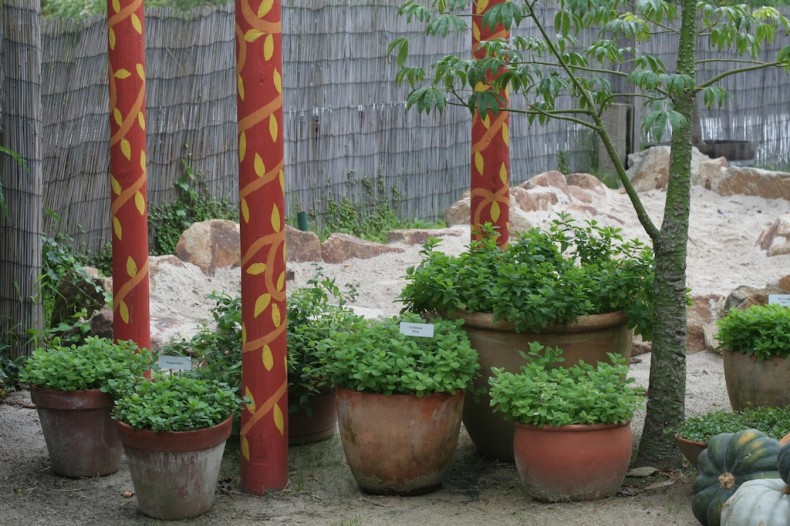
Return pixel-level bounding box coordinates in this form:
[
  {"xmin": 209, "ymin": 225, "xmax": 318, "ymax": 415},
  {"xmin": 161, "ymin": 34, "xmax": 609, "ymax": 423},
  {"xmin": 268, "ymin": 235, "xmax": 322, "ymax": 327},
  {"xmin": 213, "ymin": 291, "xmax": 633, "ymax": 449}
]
[
  {"xmin": 235, "ymin": 0, "xmax": 289, "ymax": 493},
  {"xmin": 106, "ymin": 0, "xmax": 150, "ymax": 350},
  {"xmin": 0, "ymin": 0, "xmax": 44, "ymax": 357},
  {"xmin": 471, "ymin": 0, "xmax": 511, "ymax": 246}
]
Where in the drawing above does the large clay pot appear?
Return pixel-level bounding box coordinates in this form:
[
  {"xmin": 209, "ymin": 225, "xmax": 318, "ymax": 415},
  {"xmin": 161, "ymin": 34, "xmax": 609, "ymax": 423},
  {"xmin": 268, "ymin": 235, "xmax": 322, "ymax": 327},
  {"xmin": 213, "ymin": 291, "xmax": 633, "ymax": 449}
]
[
  {"xmin": 453, "ymin": 310, "xmax": 633, "ymax": 461},
  {"xmin": 335, "ymin": 387, "xmax": 464, "ymax": 495},
  {"xmin": 30, "ymin": 386, "xmax": 122, "ymax": 478},
  {"xmin": 723, "ymin": 350, "xmax": 790, "ymax": 411},
  {"xmin": 117, "ymin": 416, "xmax": 232, "ymax": 520},
  {"xmin": 514, "ymin": 421, "xmax": 632, "ymax": 502},
  {"xmin": 289, "ymin": 388, "xmax": 337, "ymax": 446}
]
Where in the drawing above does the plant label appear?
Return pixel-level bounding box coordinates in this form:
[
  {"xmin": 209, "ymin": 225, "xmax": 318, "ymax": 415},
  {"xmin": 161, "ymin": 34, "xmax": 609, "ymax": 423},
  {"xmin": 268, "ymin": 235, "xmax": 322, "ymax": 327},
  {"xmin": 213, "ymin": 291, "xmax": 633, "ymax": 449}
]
[
  {"xmin": 158, "ymin": 355, "xmax": 192, "ymax": 372},
  {"xmin": 399, "ymin": 322, "xmax": 435, "ymax": 338},
  {"xmin": 768, "ymin": 294, "xmax": 790, "ymax": 307}
]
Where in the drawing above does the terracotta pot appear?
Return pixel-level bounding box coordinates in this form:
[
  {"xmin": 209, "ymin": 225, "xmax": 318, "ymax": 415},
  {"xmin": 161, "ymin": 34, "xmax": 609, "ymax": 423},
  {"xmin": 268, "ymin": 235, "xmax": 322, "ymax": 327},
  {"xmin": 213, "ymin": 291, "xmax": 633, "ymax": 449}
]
[
  {"xmin": 117, "ymin": 417, "xmax": 232, "ymax": 520},
  {"xmin": 335, "ymin": 387, "xmax": 464, "ymax": 495},
  {"xmin": 30, "ymin": 386, "xmax": 122, "ymax": 478},
  {"xmin": 674, "ymin": 435, "xmax": 707, "ymax": 469},
  {"xmin": 723, "ymin": 349, "xmax": 790, "ymax": 411},
  {"xmin": 452, "ymin": 310, "xmax": 633, "ymax": 461},
  {"xmin": 288, "ymin": 389, "xmax": 337, "ymax": 446},
  {"xmin": 514, "ymin": 421, "xmax": 633, "ymax": 502}
]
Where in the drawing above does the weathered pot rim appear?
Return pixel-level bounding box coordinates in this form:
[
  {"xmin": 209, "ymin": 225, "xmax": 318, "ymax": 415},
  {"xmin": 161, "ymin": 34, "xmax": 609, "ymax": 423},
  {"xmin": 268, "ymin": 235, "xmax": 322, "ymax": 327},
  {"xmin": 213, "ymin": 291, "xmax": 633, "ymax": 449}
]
[
  {"xmin": 515, "ymin": 421, "xmax": 631, "ymax": 432},
  {"xmin": 116, "ymin": 416, "xmax": 232, "ymax": 452},
  {"xmin": 335, "ymin": 387, "xmax": 462, "ymax": 401},
  {"xmin": 722, "ymin": 348, "xmax": 790, "ymax": 363},
  {"xmin": 673, "ymin": 434, "xmax": 707, "ymax": 447},
  {"xmin": 444, "ymin": 310, "xmax": 629, "ymax": 334},
  {"xmin": 29, "ymin": 386, "xmax": 114, "ymax": 410}
]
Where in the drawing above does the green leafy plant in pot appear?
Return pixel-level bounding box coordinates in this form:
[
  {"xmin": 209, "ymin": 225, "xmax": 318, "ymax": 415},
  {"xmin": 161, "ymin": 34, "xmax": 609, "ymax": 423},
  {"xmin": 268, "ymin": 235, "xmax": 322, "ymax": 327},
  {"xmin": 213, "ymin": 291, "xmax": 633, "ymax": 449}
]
[
  {"xmin": 319, "ymin": 313, "xmax": 479, "ymax": 495},
  {"xmin": 716, "ymin": 303, "xmax": 790, "ymax": 411},
  {"xmin": 112, "ymin": 372, "xmax": 240, "ymax": 520},
  {"xmin": 489, "ymin": 343, "xmax": 644, "ymax": 502},
  {"xmin": 399, "ymin": 214, "xmax": 653, "ymax": 460},
  {"xmin": 20, "ymin": 337, "xmax": 152, "ymax": 477}
]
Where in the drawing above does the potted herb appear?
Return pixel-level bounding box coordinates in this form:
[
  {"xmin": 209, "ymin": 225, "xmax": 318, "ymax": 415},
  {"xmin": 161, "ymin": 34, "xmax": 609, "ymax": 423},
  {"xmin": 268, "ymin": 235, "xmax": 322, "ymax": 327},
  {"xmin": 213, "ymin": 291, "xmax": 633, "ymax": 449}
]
[
  {"xmin": 717, "ymin": 303, "xmax": 790, "ymax": 411},
  {"xmin": 489, "ymin": 343, "xmax": 644, "ymax": 501},
  {"xmin": 20, "ymin": 337, "xmax": 151, "ymax": 477},
  {"xmin": 112, "ymin": 373, "xmax": 240, "ymax": 520},
  {"xmin": 319, "ymin": 314, "xmax": 479, "ymax": 495},
  {"xmin": 674, "ymin": 406, "xmax": 790, "ymax": 468},
  {"xmin": 399, "ymin": 214, "xmax": 653, "ymax": 460}
]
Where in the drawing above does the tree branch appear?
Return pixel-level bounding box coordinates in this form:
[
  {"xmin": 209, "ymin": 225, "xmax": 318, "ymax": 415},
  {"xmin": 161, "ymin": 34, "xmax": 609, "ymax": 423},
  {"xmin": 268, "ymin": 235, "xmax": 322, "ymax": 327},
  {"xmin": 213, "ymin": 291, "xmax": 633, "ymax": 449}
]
[{"xmin": 698, "ymin": 61, "xmax": 781, "ymax": 89}]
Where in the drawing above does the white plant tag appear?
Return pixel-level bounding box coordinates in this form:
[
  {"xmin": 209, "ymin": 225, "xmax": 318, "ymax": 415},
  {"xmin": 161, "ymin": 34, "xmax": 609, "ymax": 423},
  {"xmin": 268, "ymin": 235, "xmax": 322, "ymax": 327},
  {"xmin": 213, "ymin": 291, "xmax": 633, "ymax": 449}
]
[
  {"xmin": 768, "ymin": 294, "xmax": 790, "ymax": 306},
  {"xmin": 158, "ymin": 355, "xmax": 192, "ymax": 371},
  {"xmin": 399, "ymin": 322, "xmax": 434, "ymax": 338}
]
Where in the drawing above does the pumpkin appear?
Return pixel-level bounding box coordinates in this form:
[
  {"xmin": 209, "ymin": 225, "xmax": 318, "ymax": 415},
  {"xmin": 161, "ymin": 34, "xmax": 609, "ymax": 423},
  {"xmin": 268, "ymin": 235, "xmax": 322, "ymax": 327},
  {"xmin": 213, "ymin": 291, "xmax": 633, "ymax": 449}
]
[
  {"xmin": 720, "ymin": 479, "xmax": 790, "ymax": 526},
  {"xmin": 779, "ymin": 442, "xmax": 790, "ymax": 485},
  {"xmin": 692, "ymin": 429, "xmax": 781, "ymax": 526}
]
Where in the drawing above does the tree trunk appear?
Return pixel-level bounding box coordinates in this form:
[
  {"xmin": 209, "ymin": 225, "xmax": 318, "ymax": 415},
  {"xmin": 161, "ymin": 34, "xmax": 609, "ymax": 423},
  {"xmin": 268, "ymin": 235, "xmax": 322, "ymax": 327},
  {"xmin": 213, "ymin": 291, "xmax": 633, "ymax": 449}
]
[
  {"xmin": 0, "ymin": 0, "xmax": 43, "ymax": 358},
  {"xmin": 635, "ymin": 0, "xmax": 696, "ymax": 468}
]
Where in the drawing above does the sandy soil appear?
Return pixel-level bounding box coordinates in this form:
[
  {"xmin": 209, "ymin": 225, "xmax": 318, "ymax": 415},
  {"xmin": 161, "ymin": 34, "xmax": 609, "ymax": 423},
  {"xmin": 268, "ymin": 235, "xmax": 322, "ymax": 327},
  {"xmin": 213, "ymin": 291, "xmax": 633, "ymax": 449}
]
[{"xmin": 1, "ymin": 183, "xmax": 788, "ymax": 525}]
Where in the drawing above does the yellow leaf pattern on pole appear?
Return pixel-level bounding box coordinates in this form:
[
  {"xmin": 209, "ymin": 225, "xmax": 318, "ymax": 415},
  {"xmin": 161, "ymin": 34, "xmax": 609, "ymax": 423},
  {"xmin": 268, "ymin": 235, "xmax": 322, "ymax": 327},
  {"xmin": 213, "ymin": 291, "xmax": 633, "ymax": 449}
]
[
  {"xmin": 119, "ymin": 300, "xmax": 129, "ymax": 323},
  {"xmin": 239, "ymin": 131, "xmax": 247, "ymax": 162},
  {"xmin": 138, "ymin": 113, "xmax": 145, "ymax": 130},
  {"xmin": 241, "ymin": 436, "xmax": 250, "ymax": 460},
  {"xmin": 274, "ymin": 69, "xmax": 282, "ymax": 93},
  {"xmin": 499, "ymin": 163, "xmax": 508, "ymax": 185},
  {"xmin": 136, "ymin": 63, "xmax": 145, "ymax": 80},
  {"xmin": 271, "ymin": 303, "xmax": 281, "ymax": 327},
  {"xmin": 245, "ymin": 387, "xmax": 256, "ymax": 413},
  {"xmin": 273, "ymin": 403, "xmax": 284, "ymax": 435},
  {"xmin": 245, "ymin": 29, "xmax": 263, "ymax": 42},
  {"xmin": 276, "ymin": 271, "xmax": 285, "ymax": 292},
  {"xmin": 126, "ymin": 256, "xmax": 137, "ymax": 278},
  {"xmin": 241, "ymin": 198, "xmax": 250, "ymax": 223},
  {"xmin": 477, "ymin": 0, "xmax": 490, "ymax": 14},
  {"xmin": 269, "ymin": 114, "xmax": 278, "ymax": 141},
  {"xmin": 114, "ymin": 69, "xmax": 131, "ymax": 79},
  {"xmin": 112, "ymin": 0, "xmax": 120, "ymax": 13},
  {"xmin": 131, "ymin": 14, "xmax": 142, "ymax": 34},
  {"xmin": 474, "ymin": 151, "xmax": 485, "ymax": 175},
  {"xmin": 264, "ymin": 34, "xmax": 274, "ymax": 61},
  {"xmin": 258, "ymin": 0, "xmax": 274, "ymax": 17},
  {"xmin": 111, "ymin": 177, "xmax": 122, "ymax": 196},
  {"xmin": 254, "ymin": 293, "xmax": 272, "ymax": 318},
  {"xmin": 247, "ymin": 263, "xmax": 267, "ymax": 275},
  {"xmin": 113, "ymin": 217, "xmax": 123, "ymax": 240},
  {"xmin": 502, "ymin": 123, "xmax": 509, "ymax": 145},
  {"xmin": 237, "ymin": 75, "xmax": 245, "ymax": 101},
  {"xmin": 262, "ymin": 345, "xmax": 273, "ymax": 371},
  {"xmin": 254, "ymin": 153, "xmax": 265, "ymax": 177},
  {"xmin": 113, "ymin": 108, "xmax": 123, "ymax": 126},
  {"xmin": 490, "ymin": 201, "xmax": 501, "ymax": 222},
  {"xmin": 120, "ymin": 138, "xmax": 131, "ymax": 160},
  {"xmin": 134, "ymin": 191, "xmax": 145, "ymax": 214},
  {"xmin": 271, "ymin": 203, "xmax": 281, "ymax": 232}
]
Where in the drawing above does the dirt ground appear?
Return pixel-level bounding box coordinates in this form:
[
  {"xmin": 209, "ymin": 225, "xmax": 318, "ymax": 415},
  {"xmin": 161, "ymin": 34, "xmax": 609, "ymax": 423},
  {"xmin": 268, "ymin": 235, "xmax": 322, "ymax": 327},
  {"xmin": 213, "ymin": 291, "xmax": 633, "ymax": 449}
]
[{"xmin": 0, "ymin": 387, "xmax": 702, "ymax": 526}]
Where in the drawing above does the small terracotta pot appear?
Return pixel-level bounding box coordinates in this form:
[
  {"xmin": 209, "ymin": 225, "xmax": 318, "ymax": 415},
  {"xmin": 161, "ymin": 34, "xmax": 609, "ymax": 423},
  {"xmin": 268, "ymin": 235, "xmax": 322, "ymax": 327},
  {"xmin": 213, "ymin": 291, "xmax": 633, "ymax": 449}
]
[
  {"xmin": 723, "ymin": 349, "xmax": 790, "ymax": 411},
  {"xmin": 288, "ymin": 389, "xmax": 337, "ymax": 446},
  {"xmin": 117, "ymin": 417, "xmax": 232, "ymax": 520},
  {"xmin": 335, "ymin": 387, "xmax": 464, "ymax": 495},
  {"xmin": 30, "ymin": 387, "xmax": 122, "ymax": 478},
  {"xmin": 513, "ymin": 421, "xmax": 632, "ymax": 502},
  {"xmin": 452, "ymin": 310, "xmax": 633, "ymax": 461},
  {"xmin": 674, "ymin": 435, "xmax": 707, "ymax": 469}
]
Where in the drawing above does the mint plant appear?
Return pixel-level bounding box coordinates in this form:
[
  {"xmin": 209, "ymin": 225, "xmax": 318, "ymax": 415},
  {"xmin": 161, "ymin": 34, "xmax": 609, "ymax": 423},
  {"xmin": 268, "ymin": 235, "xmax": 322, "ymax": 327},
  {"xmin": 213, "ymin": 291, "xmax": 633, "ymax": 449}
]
[
  {"xmin": 112, "ymin": 373, "xmax": 240, "ymax": 432},
  {"xmin": 674, "ymin": 406, "xmax": 790, "ymax": 443},
  {"xmin": 716, "ymin": 304, "xmax": 790, "ymax": 361},
  {"xmin": 489, "ymin": 343, "xmax": 644, "ymax": 427},
  {"xmin": 400, "ymin": 214, "xmax": 654, "ymax": 338},
  {"xmin": 20, "ymin": 337, "xmax": 152, "ymax": 397},
  {"xmin": 318, "ymin": 314, "xmax": 479, "ymax": 396}
]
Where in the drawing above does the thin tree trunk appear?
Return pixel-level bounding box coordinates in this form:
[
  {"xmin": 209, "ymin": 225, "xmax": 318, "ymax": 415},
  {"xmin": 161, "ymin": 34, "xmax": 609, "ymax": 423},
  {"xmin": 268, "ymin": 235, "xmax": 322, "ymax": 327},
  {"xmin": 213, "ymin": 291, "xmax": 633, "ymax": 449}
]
[
  {"xmin": 635, "ymin": 0, "xmax": 695, "ymax": 468},
  {"xmin": 0, "ymin": 0, "xmax": 43, "ymax": 358}
]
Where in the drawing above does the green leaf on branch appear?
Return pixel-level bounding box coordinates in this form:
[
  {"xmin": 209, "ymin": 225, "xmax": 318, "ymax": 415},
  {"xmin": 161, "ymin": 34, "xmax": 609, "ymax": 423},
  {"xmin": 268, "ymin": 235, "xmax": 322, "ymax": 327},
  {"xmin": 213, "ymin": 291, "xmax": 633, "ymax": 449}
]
[{"xmin": 407, "ymin": 86, "xmax": 447, "ymax": 114}]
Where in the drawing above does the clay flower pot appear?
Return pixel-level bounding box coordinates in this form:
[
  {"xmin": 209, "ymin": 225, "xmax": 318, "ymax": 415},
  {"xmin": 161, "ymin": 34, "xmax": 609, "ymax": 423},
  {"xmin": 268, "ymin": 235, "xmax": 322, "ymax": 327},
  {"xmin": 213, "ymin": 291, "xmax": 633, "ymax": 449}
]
[
  {"xmin": 722, "ymin": 350, "xmax": 790, "ymax": 411},
  {"xmin": 674, "ymin": 435, "xmax": 707, "ymax": 469},
  {"xmin": 288, "ymin": 388, "xmax": 337, "ymax": 446},
  {"xmin": 335, "ymin": 387, "xmax": 464, "ymax": 495},
  {"xmin": 513, "ymin": 421, "xmax": 633, "ymax": 502},
  {"xmin": 456, "ymin": 310, "xmax": 633, "ymax": 462},
  {"xmin": 30, "ymin": 386, "xmax": 122, "ymax": 478},
  {"xmin": 117, "ymin": 416, "xmax": 232, "ymax": 520}
]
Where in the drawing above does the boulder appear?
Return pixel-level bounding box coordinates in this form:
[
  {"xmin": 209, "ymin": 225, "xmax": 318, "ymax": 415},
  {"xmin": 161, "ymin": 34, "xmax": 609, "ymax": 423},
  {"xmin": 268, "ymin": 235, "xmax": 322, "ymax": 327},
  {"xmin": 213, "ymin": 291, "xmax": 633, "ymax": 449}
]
[
  {"xmin": 755, "ymin": 214, "xmax": 790, "ymax": 257},
  {"xmin": 566, "ymin": 173, "xmax": 608, "ymax": 196},
  {"xmin": 626, "ymin": 146, "xmax": 728, "ymax": 192},
  {"xmin": 88, "ymin": 306, "xmax": 114, "ymax": 340},
  {"xmin": 567, "ymin": 186, "xmax": 594, "ymax": 204},
  {"xmin": 175, "ymin": 219, "xmax": 240, "ymax": 275},
  {"xmin": 723, "ymin": 280, "xmax": 790, "ymax": 311},
  {"xmin": 321, "ymin": 233, "xmax": 405, "ymax": 264},
  {"xmin": 717, "ymin": 167, "xmax": 790, "ymax": 200},
  {"xmin": 686, "ymin": 294, "xmax": 724, "ymax": 354},
  {"xmin": 511, "ymin": 186, "xmax": 558, "ymax": 212},
  {"xmin": 445, "ymin": 197, "xmax": 470, "ymax": 226},
  {"xmin": 522, "ymin": 170, "xmax": 570, "ymax": 195},
  {"xmin": 387, "ymin": 228, "xmax": 463, "ymax": 245},
  {"xmin": 509, "ymin": 207, "xmax": 533, "ymax": 233},
  {"xmin": 285, "ymin": 225, "xmax": 322, "ymax": 262}
]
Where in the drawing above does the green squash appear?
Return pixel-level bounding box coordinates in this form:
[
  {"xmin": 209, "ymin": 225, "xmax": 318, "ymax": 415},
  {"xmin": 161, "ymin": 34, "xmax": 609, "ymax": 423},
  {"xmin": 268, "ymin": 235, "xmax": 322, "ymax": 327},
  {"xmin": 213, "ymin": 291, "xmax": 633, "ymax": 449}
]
[
  {"xmin": 720, "ymin": 478, "xmax": 790, "ymax": 526},
  {"xmin": 778, "ymin": 442, "xmax": 790, "ymax": 485},
  {"xmin": 692, "ymin": 429, "xmax": 781, "ymax": 526}
]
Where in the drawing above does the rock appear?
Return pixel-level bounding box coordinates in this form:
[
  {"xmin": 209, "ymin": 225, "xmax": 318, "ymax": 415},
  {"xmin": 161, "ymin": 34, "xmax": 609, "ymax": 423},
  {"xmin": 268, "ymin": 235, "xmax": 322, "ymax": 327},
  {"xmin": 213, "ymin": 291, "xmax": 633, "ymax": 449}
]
[
  {"xmin": 566, "ymin": 173, "xmax": 608, "ymax": 196},
  {"xmin": 88, "ymin": 306, "xmax": 114, "ymax": 340},
  {"xmin": 755, "ymin": 214, "xmax": 790, "ymax": 257},
  {"xmin": 511, "ymin": 186, "xmax": 558, "ymax": 212},
  {"xmin": 723, "ymin": 280, "xmax": 790, "ymax": 311},
  {"xmin": 445, "ymin": 197, "xmax": 470, "ymax": 226},
  {"xmin": 567, "ymin": 203, "xmax": 598, "ymax": 216},
  {"xmin": 627, "ymin": 467, "xmax": 659, "ymax": 478},
  {"xmin": 285, "ymin": 225, "xmax": 322, "ymax": 262},
  {"xmin": 631, "ymin": 335, "xmax": 652, "ymax": 356},
  {"xmin": 150, "ymin": 317, "xmax": 201, "ymax": 353},
  {"xmin": 687, "ymin": 294, "xmax": 724, "ymax": 354},
  {"xmin": 626, "ymin": 146, "xmax": 727, "ymax": 192},
  {"xmin": 522, "ymin": 170, "xmax": 569, "ymax": 195},
  {"xmin": 320, "ymin": 233, "xmax": 405, "ymax": 264},
  {"xmin": 50, "ymin": 266, "xmax": 111, "ymax": 326},
  {"xmin": 691, "ymin": 156, "xmax": 728, "ymax": 190},
  {"xmin": 175, "ymin": 219, "xmax": 240, "ymax": 275},
  {"xmin": 567, "ymin": 186, "xmax": 594, "ymax": 204},
  {"xmin": 149, "ymin": 255, "xmax": 185, "ymax": 290},
  {"xmin": 509, "ymin": 207, "xmax": 533, "ymax": 233},
  {"xmin": 387, "ymin": 228, "xmax": 463, "ymax": 245},
  {"xmin": 717, "ymin": 166, "xmax": 790, "ymax": 200}
]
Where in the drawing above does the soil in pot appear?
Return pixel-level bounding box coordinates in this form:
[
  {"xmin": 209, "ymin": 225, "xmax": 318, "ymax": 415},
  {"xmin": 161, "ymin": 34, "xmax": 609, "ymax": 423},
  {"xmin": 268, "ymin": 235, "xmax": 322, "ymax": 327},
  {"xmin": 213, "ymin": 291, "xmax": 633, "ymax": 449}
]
[
  {"xmin": 335, "ymin": 387, "xmax": 464, "ymax": 496},
  {"xmin": 30, "ymin": 387, "xmax": 122, "ymax": 478},
  {"xmin": 455, "ymin": 311, "xmax": 633, "ymax": 462},
  {"xmin": 514, "ymin": 422, "xmax": 633, "ymax": 502},
  {"xmin": 723, "ymin": 350, "xmax": 790, "ymax": 411},
  {"xmin": 117, "ymin": 417, "xmax": 232, "ymax": 520}
]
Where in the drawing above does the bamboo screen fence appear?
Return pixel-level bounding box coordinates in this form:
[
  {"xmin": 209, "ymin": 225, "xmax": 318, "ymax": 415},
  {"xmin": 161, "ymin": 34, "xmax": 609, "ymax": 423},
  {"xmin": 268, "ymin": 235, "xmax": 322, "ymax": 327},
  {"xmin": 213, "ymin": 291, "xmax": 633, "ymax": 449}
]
[{"xmin": 12, "ymin": 1, "xmax": 790, "ymax": 255}]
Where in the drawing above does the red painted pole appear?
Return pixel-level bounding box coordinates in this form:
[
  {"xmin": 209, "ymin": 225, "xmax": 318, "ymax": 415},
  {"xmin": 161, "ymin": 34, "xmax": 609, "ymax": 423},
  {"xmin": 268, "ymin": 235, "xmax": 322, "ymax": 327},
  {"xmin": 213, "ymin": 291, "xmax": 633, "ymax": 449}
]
[
  {"xmin": 235, "ymin": 0, "xmax": 289, "ymax": 493},
  {"xmin": 471, "ymin": 0, "xmax": 511, "ymax": 247},
  {"xmin": 106, "ymin": 0, "xmax": 150, "ymax": 349}
]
